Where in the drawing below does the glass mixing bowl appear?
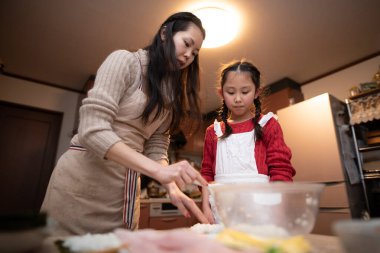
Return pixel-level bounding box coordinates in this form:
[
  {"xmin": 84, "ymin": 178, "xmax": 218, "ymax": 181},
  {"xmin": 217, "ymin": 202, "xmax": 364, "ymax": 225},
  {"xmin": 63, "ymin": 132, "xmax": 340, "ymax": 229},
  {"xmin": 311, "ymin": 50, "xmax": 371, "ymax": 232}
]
[{"xmin": 209, "ymin": 182, "xmax": 325, "ymax": 237}]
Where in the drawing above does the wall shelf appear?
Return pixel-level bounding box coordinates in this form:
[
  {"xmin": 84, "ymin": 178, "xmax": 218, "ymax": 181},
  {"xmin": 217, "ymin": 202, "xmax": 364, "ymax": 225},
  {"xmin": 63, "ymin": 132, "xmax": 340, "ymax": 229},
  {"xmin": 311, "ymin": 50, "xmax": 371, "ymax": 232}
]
[
  {"xmin": 346, "ymin": 89, "xmax": 380, "ymax": 218},
  {"xmin": 359, "ymin": 146, "xmax": 380, "ymax": 152}
]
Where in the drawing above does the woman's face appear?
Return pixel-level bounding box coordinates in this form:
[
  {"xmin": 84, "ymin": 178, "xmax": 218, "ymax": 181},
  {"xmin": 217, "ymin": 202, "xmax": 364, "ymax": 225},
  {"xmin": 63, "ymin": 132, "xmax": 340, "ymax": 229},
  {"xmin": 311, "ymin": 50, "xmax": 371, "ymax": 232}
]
[
  {"xmin": 172, "ymin": 23, "xmax": 204, "ymax": 69},
  {"xmin": 222, "ymin": 71, "xmax": 258, "ymax": 123}
]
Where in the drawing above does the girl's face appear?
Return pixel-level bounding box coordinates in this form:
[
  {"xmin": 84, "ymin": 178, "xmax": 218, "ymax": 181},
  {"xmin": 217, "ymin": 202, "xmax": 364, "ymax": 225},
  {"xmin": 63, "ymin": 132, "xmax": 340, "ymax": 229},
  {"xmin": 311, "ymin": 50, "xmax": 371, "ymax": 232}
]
[
  {"xmin": 222, "ymin": 71, "xmax": 258, "ymax": 123},
  {"xmin": 172, "ymin": 23, "xmax": 204, "ymax": 69}
]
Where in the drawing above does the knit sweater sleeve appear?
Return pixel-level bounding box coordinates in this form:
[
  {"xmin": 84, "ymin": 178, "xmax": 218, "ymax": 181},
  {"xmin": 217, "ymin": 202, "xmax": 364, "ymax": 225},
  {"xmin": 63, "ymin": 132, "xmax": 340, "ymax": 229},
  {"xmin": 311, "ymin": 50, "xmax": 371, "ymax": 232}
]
[
  {"xmin": 263, "ymin": 118, "xmax": 296, "ymax": 181},
  {"xmin": 77, "ymin": 50, "xmax": 136, "ymax": 158},
  {"xmin": 200, "ymin": 125, "xmax": 216, "ymax": 182}
]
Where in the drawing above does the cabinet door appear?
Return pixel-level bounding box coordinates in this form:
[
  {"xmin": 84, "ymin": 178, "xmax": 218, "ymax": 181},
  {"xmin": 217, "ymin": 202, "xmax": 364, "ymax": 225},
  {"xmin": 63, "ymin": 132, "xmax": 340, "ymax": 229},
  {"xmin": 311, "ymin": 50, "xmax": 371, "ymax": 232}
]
[
  {"xmin": 319, "ymin": 183, "xmax": 349, "ymax": 208},
  {"xmin": 149, "ymin": 216, "xmax": 188, "ymax": 230},
  {"xmin": 139, "ymin": 203, "xmax": 149, "ymax": 229},
  {"xmin": 0, "ymin": 101, "xmax": 62, "ymax": 213},
  {"xmin": 312, "ymin": 210, "xmax": 351, "ymax": 235},
  {"xmin": 187, "ymin": 215, "xmax": 200, "ymax": 227},
  {"xmin": 187, "ymin": 201, "xmax": 202, "ymax": 227},
  {"xmin": 263, "ymin": 87, "xmax": 304, "ymax": 114}
]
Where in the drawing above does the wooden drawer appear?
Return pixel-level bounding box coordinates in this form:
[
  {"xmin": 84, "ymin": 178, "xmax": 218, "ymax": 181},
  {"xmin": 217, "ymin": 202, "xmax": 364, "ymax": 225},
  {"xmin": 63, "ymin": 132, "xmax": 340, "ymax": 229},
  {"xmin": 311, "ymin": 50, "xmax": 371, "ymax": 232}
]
[
  {"xmin": 139, "ymin": 200, "xmax": 202, "ymax": 230},
  {"xmin": 149, "ymin": 216, "xmax": 188, "ymax": 230},
  {"xmin": 312, "ymin": 209, "xmax": 351, "ymax": 235},
  {"xmin": 319, "ymin": 183, "xmax": 349, "ymax": 208},
  {"xmin": 139, "ymin": 203, "xmax": 149, "ymax": 229}
]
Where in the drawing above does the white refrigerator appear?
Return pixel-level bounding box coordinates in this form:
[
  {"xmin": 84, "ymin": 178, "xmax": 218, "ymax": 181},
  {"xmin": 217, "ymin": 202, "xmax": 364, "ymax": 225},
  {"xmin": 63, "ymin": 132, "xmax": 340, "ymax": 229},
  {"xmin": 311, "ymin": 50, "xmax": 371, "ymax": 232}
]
[{"xmin": 277, "ymin": 93, "xmax": 366, "ymax": 235}]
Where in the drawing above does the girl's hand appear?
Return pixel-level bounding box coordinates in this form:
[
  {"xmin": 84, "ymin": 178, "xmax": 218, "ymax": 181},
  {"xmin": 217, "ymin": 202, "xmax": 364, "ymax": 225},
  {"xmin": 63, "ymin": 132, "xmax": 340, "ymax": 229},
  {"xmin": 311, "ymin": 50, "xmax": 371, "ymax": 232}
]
[
  {"xmin": 203, "ymin": 205, "xmax": 215, "ymax": 224},
  {"xmin": 154, "ymin": 160, "xmax": 208, "ymax": 189},
  {"xmin": 165, "ymin": 182, "xmax": 209, "ymax": 224}
]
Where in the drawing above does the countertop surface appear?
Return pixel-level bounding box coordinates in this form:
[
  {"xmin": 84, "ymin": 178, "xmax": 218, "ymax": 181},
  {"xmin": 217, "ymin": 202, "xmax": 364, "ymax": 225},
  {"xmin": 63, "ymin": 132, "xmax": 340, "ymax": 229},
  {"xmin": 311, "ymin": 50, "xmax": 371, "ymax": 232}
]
[
  {"xmin": 304, "ymin": 234, "xmax": 344, "ymax": 253},
  {"xmin": 140, "ymin": 197, "xmax": 202, "ymax": 203},
  {"xmin": 34, "ymin": 232, "xmax": 344, "ymax": 253}
]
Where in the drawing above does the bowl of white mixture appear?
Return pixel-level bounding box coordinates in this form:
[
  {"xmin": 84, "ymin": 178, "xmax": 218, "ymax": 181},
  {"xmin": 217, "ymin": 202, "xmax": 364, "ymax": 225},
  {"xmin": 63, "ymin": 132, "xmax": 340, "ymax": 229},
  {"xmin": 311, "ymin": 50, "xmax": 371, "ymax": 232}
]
[{"xmin": 210, "ymin": 182, "xmax": 324, "ymax": 237}]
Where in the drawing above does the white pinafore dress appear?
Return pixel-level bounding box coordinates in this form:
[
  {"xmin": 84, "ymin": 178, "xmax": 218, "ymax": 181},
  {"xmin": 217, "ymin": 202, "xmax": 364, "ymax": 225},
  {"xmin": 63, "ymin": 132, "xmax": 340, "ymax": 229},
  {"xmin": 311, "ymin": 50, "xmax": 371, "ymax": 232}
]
[{"xmin": 209, "ymin": 113, "xmax": 278, "ymax": 222}]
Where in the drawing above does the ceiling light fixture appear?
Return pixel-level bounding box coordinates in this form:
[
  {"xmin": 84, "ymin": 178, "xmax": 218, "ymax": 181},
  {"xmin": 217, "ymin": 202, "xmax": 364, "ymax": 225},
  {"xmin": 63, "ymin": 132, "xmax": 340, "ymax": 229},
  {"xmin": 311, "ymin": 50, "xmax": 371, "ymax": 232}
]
[{"xmin": 191, "ymin": 5, "xmax": 241, "ymax": 48}]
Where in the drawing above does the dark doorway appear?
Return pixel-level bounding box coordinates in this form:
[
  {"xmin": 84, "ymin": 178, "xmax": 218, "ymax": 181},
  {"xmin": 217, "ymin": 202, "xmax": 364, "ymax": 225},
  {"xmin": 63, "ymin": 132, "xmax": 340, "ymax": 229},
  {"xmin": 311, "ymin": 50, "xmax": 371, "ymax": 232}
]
[{"xmin": 0, "ymin": 101, "xmax": 62, "ymax": 214}]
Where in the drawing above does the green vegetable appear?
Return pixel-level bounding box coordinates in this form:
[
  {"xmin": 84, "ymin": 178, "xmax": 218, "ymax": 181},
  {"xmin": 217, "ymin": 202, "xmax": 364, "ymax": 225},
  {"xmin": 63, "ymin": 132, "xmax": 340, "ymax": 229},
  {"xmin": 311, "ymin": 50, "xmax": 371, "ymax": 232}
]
[{"xmin": 267, "ymin": 246, "xmax": 283, "ymax": 253}]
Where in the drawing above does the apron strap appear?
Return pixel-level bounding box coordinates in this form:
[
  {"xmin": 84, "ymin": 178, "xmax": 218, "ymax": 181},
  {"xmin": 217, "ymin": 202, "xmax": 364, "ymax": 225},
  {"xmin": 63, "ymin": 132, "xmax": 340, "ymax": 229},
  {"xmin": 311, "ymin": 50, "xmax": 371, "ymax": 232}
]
[
  {"xmin": 123, "ymin": 168, "xmax": 138, "ymax": 229},
  {"xmin": 122, "ymin": 53, "xmax": 143, "ymax": 229},
  {"xmin": 259, "ymin": 112, "xmax": 278, "ymax": 127}
]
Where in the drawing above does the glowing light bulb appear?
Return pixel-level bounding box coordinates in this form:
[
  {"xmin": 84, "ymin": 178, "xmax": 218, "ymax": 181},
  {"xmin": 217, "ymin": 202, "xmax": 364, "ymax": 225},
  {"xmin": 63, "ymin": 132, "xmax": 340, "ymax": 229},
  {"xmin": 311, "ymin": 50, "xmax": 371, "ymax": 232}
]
[{"xmin": 192, "ymin": 6, "xmax": 240, "ymax": 48}]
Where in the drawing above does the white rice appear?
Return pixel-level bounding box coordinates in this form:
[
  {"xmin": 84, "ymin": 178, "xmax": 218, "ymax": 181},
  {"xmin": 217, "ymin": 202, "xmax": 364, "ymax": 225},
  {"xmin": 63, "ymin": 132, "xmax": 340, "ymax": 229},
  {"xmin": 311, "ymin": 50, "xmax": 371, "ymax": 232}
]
[
  {"xmin": 190, "ymin": 223, "xmax": 224, "ymax": 234},
  {"xmin": 62, "ymin": 232, "xmax": 122, "ymax": 252}
]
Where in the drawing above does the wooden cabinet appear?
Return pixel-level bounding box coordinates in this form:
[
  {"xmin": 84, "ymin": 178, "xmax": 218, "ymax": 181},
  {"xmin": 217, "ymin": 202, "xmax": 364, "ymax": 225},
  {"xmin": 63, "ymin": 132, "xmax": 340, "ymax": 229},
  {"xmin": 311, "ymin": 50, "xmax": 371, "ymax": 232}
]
[
  {"xmin": 149, "ymin": 216, "xmax": 189, "ymax": 230},
  {"xmin": 138, "ymin": 200, "xmax": 201, "ymax": 230},
  {"xmin": 177, "ymin": 114, "xmax": 215, "ymax": 156},
  {"xmin": 262, "ymin": 78, "xmax": 304, "ymax": 114},
  {"xmin": 312, "ymin": 210, "xmax": 351, "ymax": 235},
  {"xmin": 139, "ymin": 203, "xmax": 150, "ymax": 229}
]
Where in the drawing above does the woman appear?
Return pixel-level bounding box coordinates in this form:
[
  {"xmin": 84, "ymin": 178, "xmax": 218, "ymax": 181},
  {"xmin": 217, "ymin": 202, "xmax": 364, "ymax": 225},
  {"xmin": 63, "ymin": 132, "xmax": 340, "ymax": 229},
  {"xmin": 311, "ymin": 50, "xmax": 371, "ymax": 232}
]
[{"xmin": 42, "ymin": 12, "xmax": 208, "ymax": 235}]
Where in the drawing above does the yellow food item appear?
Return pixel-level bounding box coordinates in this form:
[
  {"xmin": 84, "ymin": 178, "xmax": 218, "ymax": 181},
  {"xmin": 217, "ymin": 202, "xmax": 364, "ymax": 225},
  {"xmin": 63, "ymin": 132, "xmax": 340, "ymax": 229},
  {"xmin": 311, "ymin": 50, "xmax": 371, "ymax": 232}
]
[{"xmin": 216, "ymin": 229, "xmax": 311, "ymax": 253}]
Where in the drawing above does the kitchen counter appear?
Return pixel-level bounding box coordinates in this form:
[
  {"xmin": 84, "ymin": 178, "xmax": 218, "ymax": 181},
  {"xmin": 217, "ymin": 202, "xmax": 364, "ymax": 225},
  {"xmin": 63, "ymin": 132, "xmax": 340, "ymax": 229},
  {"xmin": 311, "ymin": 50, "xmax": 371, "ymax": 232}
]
[
  {"xmin": 140, "ymin": 197, "xmax": 201, "ymax": 203},
  {"xmin": 36, "ymin": 232, "xmax": 344, "ymax": 253},
  {"xmin": 305, "ymin": 234, "xmax": 344, "ymax": 253}
]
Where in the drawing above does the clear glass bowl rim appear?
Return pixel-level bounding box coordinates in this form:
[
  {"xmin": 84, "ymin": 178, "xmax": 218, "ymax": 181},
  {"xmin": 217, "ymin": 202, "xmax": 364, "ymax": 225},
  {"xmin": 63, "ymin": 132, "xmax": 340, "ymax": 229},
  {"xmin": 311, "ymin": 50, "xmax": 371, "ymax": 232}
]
[{"xmin": 209, "ymin": 182, "xmax": 325, "ymax": 194}]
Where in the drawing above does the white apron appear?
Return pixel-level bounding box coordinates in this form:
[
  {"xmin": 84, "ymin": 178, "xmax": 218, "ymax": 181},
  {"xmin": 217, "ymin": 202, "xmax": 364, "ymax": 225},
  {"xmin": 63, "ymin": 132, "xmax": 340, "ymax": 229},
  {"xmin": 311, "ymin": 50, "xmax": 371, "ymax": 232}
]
[{"xmin": 209, "ymin": 113, "xmax": 277, "ymax": 222}]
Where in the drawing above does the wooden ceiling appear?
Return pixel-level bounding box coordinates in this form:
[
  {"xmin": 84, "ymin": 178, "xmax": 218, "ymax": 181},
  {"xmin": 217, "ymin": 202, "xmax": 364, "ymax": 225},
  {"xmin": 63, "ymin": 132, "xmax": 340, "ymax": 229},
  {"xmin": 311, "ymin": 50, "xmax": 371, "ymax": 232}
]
[{"xmin": 1, "ymin": 0, "xmax": 380, "ymax": 113}]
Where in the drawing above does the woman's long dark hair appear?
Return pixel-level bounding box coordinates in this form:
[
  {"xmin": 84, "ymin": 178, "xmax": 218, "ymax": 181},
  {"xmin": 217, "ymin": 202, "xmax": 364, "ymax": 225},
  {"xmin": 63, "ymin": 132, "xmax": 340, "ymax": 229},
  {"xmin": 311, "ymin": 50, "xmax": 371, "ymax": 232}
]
[
  {"xmin": 218, "ymin": 60, "xmax": 263, "ymax": 141},
  {"xmin": 142, "ymin": 12, "xmax": 206, "ymax": 133}
]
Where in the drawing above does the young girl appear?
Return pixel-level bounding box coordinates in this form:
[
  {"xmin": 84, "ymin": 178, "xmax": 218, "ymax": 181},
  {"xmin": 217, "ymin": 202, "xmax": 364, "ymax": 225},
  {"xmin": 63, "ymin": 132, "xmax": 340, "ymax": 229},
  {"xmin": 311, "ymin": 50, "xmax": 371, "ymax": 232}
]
[
  {"xmin": 42, "ymin": 12, "xmax": 208, "ymax": 235},
  {"xmin": 200, "ymin": 60, "xmax": 296, "ymax": 224}
]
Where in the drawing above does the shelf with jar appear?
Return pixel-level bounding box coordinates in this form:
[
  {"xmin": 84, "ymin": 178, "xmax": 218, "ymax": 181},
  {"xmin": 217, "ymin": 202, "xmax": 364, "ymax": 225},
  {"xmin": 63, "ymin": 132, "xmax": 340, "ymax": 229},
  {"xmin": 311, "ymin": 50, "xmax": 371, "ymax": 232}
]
[
  {"xmin": 347, "ymin": 87, "xmax": 380, "ymax": 125},
  {"xmin": 346, "ymin": 86, "xmax": 380, "ymax": 218}
]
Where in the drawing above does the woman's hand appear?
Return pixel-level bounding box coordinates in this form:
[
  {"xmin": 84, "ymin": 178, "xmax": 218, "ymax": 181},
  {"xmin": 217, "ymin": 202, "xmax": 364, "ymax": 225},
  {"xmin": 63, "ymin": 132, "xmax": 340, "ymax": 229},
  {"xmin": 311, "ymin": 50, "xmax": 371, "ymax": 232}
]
[
  {"xmin": 165, "ymin": 182, "xmax": 208, "ymax": 224},
  {"xmin": 114, "ymin": 228, "xmax": 252, "ymax": 253},
  {"xmin": 203, "ymin": 205, "xmax": 215, "ymax": 224},
  {"xmin": 105, "ymin": 142, "xmax": 207, "ymax": 188},
  {"xmin": 201, "ymin": 185, "xmax": 215, "ymax": 224},
  {"xmin": 154, "ymin": 160, "xmax": 208, "ymax": 189}
]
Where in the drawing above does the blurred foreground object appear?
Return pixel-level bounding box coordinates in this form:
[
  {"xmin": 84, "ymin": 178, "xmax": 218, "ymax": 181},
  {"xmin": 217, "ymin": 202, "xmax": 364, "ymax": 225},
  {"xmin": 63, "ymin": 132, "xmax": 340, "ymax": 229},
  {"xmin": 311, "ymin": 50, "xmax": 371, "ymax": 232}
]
[
  {"xmin": 0, "ymin": 212, "xmax": 51, "ymax": 253},
  {"xmin": 333, "ymin": 218, "xmax": 380, "ymax": 253}
]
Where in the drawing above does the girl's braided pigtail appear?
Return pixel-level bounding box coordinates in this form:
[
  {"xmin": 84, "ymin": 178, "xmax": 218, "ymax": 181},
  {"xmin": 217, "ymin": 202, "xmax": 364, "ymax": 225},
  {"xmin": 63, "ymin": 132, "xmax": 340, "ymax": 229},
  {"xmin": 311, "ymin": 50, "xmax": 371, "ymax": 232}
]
[
  {"xmin": 219, "ymin": 100, "xmax": 233, "ymax": 139},
  {"xmin": 253, "ymin": 97, "xmax": 263, "ymax": 141}
]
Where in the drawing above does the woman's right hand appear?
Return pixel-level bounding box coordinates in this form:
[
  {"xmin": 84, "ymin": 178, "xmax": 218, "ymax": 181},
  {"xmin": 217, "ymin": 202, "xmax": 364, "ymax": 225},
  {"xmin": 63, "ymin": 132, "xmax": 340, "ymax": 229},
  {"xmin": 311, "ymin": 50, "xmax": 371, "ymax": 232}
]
[
  {"xmin": 105, "ymin": 142, "xmax": 207, "ymax": 189},
  {"xmin": 154, "ymin": 160, "xmax": 208, "ymax": 189},
  {"xmin": 201, "ymin": 182, "xmax": 215, "ymax": 224},
  {"xmin": 203, "ymin": 205, "xmax": 215, "ymax": 224}
]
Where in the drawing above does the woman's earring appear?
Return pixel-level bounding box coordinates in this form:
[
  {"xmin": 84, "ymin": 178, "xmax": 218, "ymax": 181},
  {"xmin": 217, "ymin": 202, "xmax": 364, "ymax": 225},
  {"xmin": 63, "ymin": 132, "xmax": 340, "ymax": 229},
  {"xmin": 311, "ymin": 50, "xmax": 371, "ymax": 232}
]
[{"xmin": 160, "ymin": 26, "xmax": 167, "ymax": 41}]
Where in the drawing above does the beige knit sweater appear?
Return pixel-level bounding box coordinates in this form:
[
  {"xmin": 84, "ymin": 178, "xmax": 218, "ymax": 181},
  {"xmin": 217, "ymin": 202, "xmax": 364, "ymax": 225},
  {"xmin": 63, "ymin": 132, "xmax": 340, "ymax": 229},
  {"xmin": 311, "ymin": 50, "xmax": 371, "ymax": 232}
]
[
  {"xmin": 42, "ymin": 49, "xmax": 171, "ymax": 235},
  {"xmin": 74, "ymin": 49, "xmax": 171, "ymax": 160}
]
